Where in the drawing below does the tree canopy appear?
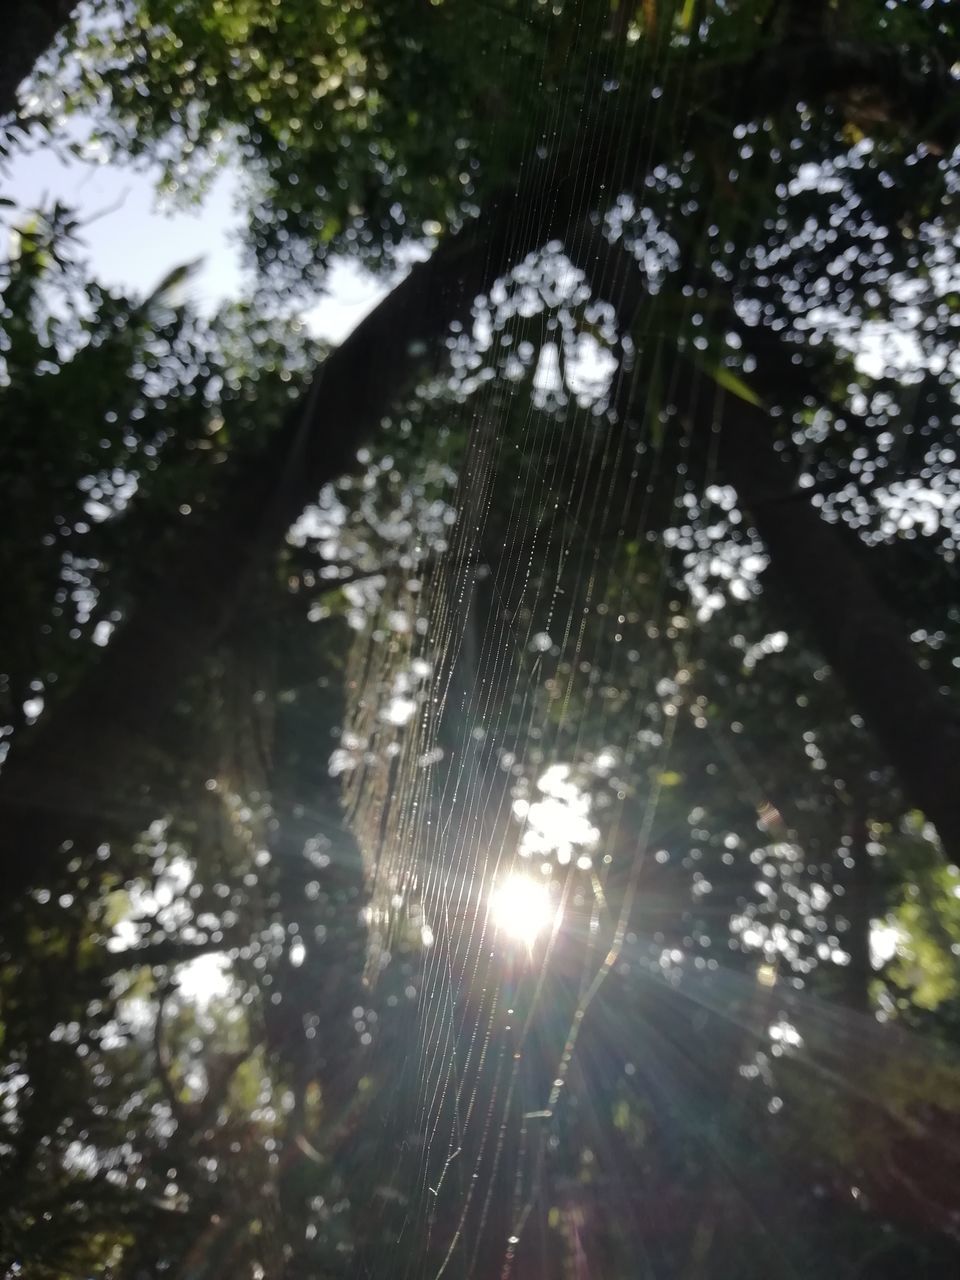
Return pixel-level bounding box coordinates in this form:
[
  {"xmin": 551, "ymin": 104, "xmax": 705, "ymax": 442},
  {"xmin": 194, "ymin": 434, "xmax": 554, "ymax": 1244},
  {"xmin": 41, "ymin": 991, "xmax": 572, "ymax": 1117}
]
[{"xmin": 2, "ymin": 2, "xmax": 960, "ymax": 1277}]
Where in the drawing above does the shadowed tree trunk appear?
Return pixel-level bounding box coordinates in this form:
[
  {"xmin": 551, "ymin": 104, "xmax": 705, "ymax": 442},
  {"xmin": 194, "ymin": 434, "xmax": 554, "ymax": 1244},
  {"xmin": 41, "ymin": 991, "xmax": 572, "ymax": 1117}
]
[{"xmin": 568, "ymin": 233, "xmax": 960, "ymax": 861}]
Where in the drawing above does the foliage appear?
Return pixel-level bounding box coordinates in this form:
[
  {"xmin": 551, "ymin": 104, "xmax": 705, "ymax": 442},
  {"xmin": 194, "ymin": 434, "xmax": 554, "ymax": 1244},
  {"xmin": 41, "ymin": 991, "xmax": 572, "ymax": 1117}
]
[
  {"xmin": 3, "ymin": 2, "xmax": 960, "ymax": 1278},
  {"xmin": 32, "ymin": 1, "xmax": 958, "ymax": 288}
]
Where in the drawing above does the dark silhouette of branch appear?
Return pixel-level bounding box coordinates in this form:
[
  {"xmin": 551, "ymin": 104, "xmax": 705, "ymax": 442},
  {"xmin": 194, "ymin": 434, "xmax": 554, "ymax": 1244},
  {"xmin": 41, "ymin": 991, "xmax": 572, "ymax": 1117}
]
[
  {"xmin": 153, "ymin": 987, "xmax": 189, "ymax": 1127},
  {"xmin": 2, "ymin": 31, "xmax": 959, "ymax": 894},
  {"xmin": 0, "ymin": 0, "xmax": 75, "ymax": 122},
  {"xmin": 103, "ymin": 935, "xmax": 238, "ymax": 976},
  {"xmin": 569, "ymin": 232, "xmax": 960, "ymax": 859}
]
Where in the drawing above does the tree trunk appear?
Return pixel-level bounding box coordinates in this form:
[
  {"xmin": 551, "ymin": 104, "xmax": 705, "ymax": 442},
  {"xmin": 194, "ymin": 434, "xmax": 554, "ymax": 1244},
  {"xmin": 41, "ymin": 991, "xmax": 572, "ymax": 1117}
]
[
  {"xmin": 711, "ymin": 401, "xmax": 960, "ymax": 860},
  {"xmin": 571, "ymin": 235, "xmax": 960, "ymax": 860}
]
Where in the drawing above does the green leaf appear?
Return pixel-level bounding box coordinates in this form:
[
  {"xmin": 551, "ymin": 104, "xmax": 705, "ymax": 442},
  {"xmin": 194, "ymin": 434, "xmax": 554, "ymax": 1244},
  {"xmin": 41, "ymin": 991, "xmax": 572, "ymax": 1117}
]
[
  {"xmin": 698, "ymin": 360, "xmax": 765, "ymax": 408},
  {"xmin": 678, "ymin": 0, "xmax": 698, "ymax": 31}
]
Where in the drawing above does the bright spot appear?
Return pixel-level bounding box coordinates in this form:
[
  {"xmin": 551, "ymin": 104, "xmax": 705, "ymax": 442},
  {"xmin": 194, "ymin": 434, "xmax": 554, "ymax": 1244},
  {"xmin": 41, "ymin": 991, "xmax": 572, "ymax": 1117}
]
[
  {"xmin": 768, "ymin": 1017, "xmax": 803, "ymax": 1049},
  {"xmin": 177, "ymin": 953, "xmax": 233, "ymax": 1003},
  {"xmin": 513, "ymin": 765, "xmax": 599, "ymax": 866},
  {"xmin": 489, "ymin": 874, "xmax": 555, "ymax": 946},
  {"xmin": 756, "ymin": 963, "xmax": 778, "ymax": 988},
  {"xmin": 870, "ymin": 920, "xmax": 900, "ymax": 968},
  {"xmin": 382, "ymin": 696, "xmax": 416, "ymax": 726}
]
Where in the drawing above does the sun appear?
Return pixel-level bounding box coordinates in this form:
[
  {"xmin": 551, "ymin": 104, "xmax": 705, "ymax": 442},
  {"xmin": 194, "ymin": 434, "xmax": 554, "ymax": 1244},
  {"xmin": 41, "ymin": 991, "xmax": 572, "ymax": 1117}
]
[{"xmin": 489, "ymin": 873, "xmax": 555, "ymax": 947}]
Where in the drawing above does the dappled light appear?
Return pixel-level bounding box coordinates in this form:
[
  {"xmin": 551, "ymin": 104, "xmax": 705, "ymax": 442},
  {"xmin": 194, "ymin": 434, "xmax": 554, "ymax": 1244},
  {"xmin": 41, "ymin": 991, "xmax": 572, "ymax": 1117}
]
[{"xmin": 3, "ymin": 2, "xmax": 960, "ymax": 1278}]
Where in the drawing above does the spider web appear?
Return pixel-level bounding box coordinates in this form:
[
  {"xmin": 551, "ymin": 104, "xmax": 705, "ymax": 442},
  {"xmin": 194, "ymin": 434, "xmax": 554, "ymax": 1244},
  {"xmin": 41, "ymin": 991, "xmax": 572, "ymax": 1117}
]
[
  {"xmin": 331, "ymin": 8, "xmax": 747, "ymax": 1274},
  {"xmin": 6, "ymin": 4, "xmax": 960, "ymax": 1277},
  {"xmin": 303, "ymin": 5, "xmax": 960, "ymax": 1277}
]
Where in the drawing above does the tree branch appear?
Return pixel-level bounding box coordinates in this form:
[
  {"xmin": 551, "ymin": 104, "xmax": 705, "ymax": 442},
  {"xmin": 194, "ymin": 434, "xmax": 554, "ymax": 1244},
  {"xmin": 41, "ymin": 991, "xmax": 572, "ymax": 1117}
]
[
  {"xmin": 2, "ymin": 32, "xmax": 958, "ymax": 893},
  {"xmin": 570, "ymin": 233, "xmax": 960, "ymax": 860}
]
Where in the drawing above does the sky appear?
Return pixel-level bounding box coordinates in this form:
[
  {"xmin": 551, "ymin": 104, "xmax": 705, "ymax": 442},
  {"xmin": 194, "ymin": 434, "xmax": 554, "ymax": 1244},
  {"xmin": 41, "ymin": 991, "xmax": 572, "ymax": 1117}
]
[{"xmin": 3, "ymin": 129, "xmax": 388, "ymax": 343}]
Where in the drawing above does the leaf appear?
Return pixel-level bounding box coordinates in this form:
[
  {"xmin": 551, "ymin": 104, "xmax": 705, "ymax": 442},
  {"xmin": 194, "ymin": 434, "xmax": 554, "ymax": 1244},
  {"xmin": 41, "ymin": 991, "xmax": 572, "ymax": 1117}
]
[
  {"xmin": 145, "ymin": 259, "xmax": 203, "ymax": 307},
  {"xmin": 678, "ymin": 0, "xmax": 698, "ymax": 31},
  {"xmin": 698, "ymin": 360, "xmax": 765, "ymax": 408},
  {"xmin": 103, "ymin": 889, "xmax": 132, "ymax": 929}
]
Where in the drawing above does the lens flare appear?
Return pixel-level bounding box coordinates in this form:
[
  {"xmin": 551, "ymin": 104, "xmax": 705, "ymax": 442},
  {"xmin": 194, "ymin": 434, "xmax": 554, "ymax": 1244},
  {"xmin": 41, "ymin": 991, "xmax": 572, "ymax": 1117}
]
[{"xmin": 489, "ymin": 873, "xmax": 555, "ymax": 946}]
